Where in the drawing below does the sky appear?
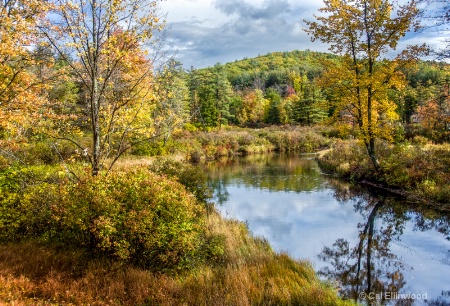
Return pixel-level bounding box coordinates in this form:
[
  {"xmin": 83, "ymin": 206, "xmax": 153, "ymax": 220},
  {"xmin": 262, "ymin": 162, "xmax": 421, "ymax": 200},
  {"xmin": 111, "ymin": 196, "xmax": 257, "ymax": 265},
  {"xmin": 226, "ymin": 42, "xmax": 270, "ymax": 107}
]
[{"xmin": 158, "ymin": 0, "xmax": 446, "ymax": 69}]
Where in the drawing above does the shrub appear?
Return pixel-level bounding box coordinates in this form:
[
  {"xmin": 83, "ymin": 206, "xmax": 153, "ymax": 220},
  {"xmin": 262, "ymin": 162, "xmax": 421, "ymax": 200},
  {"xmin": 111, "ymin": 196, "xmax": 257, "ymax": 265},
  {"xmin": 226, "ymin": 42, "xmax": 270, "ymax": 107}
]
[
  {"xmin": 0, "ymin": 167, "xmax": 207, "ymax": 271},
  {"xmin": 20, "ymin": 141, "xmax": 80, "ymax": 165},
  {"xmin": 0, "ymin": 155, "xmax": 9, "ymax": 171},
  {"xmin": 265, "ymin": 127, "xmax": 330, "ymax": 153},
  {"xmin": 317, "ymin": 140, "xmax": 369, "ymax": 180},
  {"xmin": 411, "ymin": 135, "xmax": 430, "ymax": 146},
  {"xmin": 131, "ymin": 140, "xmax": 167, "ymax": 156},
  {"xmin": 149, "ymin": 158, "xmax": 213, "ymax": 205},
  {"xmin": 318, "ymin": 139, "xmax": 450, "ymax": 204},
  {"xmin": 0, "ymin": 166, "xmax": 62, "ymax": 242}
]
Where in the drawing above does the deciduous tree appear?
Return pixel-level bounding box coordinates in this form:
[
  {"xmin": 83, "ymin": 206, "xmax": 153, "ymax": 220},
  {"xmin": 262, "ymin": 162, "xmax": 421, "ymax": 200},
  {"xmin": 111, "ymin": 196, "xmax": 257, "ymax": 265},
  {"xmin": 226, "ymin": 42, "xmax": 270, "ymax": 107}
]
[
  {"xmin": 40, "ymin": 0, "xmax": 165, "ymax": 175},
  {"xmin": 305, "ymin": 0, "xmax": 426, "ymax": 170},
  {"xmin": 153, "ymin": 60, "xmax": 189, "ymax": 145},
  {"xmin": 0, "ymin": 0, "xmax": 49, "ymax": 145},
  {"xmin": 422, "ymin": 0, "xmax": 449, "ymax": 60},
  {"xmin": 237, "ymin": 89, "xmax": 268, "ymax": 124}
]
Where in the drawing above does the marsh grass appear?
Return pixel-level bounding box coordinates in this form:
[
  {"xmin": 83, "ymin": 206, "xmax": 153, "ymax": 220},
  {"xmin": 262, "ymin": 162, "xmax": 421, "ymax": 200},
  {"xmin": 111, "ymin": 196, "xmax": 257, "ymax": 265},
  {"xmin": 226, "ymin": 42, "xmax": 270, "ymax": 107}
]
[
  {"xmin": 178, "ymin": 126, "xmax": 331, "ymax": 161},
  {"xmin": 0, "ymin": 211, "xmax": 351, "ymax": 305},
  {"xmin": 317, "ymin": 139, "xmax": 450, "ymax": 205}
]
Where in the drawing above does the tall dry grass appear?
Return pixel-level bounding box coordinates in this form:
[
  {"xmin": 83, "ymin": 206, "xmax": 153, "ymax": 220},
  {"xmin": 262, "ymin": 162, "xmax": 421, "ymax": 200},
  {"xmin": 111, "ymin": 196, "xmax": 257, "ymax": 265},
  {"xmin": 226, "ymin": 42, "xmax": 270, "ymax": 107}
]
[{"xmin": 0, "ymin": 212, "xmax": 352, "ymax": 305}]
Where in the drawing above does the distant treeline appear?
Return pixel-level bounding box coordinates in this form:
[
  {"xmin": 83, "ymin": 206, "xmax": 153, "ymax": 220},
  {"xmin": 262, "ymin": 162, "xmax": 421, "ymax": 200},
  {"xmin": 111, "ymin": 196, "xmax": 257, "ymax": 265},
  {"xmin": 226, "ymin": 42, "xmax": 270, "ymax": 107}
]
[{"xmin": 177, "ymin": 50, "xmax": 450, "ymax": 132}]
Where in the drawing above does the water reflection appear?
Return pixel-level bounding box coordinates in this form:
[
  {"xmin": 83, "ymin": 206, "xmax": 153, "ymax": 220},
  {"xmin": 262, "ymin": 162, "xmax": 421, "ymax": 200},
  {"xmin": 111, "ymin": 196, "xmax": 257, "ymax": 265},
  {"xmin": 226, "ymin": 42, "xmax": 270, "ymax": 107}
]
[
  {"xmin": 206, "ymin": 154, "xmax": 450, "ymax": 305},
  {"xmin": 205, "ymin": 154, "xmax": 325, "ymax": 196},
  {"xmin": 318, "ymin": 184, "xmax": 409, "ymax": 305}
]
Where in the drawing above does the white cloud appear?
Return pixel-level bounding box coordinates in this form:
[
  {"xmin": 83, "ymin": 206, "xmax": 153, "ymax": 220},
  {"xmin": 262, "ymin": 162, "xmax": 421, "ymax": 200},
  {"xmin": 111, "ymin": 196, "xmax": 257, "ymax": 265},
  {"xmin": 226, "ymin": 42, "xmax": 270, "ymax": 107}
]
[{"xmin": 159, "ymin": 0, "xmax": 447, "ymax": 68}]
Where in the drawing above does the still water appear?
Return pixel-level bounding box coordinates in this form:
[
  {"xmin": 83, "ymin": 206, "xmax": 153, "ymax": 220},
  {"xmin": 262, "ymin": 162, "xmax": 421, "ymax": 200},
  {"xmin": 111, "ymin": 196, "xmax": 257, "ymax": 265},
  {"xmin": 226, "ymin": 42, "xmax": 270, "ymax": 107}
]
[{"xmin": 205, "ymin": 154, "xmax": 450, "ymax": 305}]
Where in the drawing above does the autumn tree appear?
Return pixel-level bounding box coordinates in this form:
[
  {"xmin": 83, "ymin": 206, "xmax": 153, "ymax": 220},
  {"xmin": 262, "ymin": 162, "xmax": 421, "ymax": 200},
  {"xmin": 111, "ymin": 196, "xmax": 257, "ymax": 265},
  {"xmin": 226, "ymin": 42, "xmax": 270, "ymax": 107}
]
[
  {"xmin": 40, "ymin": 0, "xmax": 165, "ymax": 175},
  {"xmin": 237, "ymin": 89, "xmax": 268, "ymax": 124},
  {"xmin": 417, "ymin": 81, "xmax": 450, "ymax": 137},
  {"xmin": 153, "ymin": 60, "xmax": 189, "ymax": 145},
  {"xmin": 305, "ymin": 0, "xmax": 426, "ymax": 170},
  {"xmin": 0, "ymin": 0, "xmax": 49, "ymax": 145}
]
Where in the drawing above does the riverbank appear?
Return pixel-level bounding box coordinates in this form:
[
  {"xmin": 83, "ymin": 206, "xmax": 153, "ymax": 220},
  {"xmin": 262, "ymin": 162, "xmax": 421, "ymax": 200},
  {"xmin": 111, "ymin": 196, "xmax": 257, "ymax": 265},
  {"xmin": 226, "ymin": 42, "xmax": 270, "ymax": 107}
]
[
  {"xmin": 0, "ymin": 158, "xmax": 351, "ymax": 305},
  {"xmin": 3, "ymin": 125, "xmax": 448, "ymax": 304},
  {"xmin": 316, "ymin": 139, "xmax": 450, "ymax": 210},
  {"xmin": 130, "ymin": 125, "xmax": 332, "ymax": 162},
  {"xmin": 0, "ymin": 212, "xmax": 351, "ymax": 305}
]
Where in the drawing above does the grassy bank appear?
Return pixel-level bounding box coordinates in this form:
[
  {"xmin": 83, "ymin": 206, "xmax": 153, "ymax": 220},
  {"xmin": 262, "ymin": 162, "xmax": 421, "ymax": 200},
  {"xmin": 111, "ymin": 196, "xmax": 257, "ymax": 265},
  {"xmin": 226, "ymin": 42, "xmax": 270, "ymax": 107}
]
[
  {"xmin": 0, "ymin": 126, "xmax": 332, "ymax": 168},
  {"xmin": 0, "ymin": 160, "xmax": 350, "ymax": 305},
  {"xmin": 0, "ymin": 213, "xmax": 351, "ymax": 305},
  {"xmin": 317, "ymin": 138, "xmax": 450, "ymax": 207},
  {"xmin": 131, "ymin": 126, "xmax": 331, "ymax": 162}
]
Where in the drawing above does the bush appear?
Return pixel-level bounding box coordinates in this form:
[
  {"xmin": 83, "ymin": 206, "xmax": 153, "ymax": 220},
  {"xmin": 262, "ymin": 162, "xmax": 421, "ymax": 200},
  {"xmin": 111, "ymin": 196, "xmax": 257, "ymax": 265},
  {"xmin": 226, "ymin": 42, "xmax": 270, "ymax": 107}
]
[
  {"xmin": 318, "ymin": 139, "xmax": 450, "ymax": 204},
  {"xmin": 0, "ymin": 166, "xmax": 62, "ymax": 242},
  {"xmin": 0, "ymin": 167, "xmax": 207, "ymax": 271},
  {"xmin": 131, "ymin": 140, "xmax": 167, "ymax": 156},
  {"xmin": 265, "ymin": 127, "xmax": 330, "ymax": 153},
  {"xmin": 317, "ymin": 140, "xmax": 370, "ymax": 180},
  {"xmin": 149, "ymin": 158, "xmax": 213, "ymax": 205}
]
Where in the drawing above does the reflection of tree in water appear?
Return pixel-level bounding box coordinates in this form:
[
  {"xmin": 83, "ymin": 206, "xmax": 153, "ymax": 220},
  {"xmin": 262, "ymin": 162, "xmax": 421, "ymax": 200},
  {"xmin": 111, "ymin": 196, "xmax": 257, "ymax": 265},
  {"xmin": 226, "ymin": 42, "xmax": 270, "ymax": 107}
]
[
  {"xmin": 208, "ymin": 179, "xmax": 230, "ymax": 205},
  {"xmin": 206, "ymin": 155, "xmax": 450, "ymax": 304},
  {"xmin": 426, "ymin": 296, "xmax": 450, "ymax": 306},
  {"xmin": 412, "ymin": 212, "xmax": 450, "ymax": 242},
  {"xmin": 318, "ymin": 189, "xmax": 409, "ymax": 304},
  {"xmin": 318, "ymin": 182, "xmax": 450, "ymax": 305},
  {"xmin": 205, "ymin": 153, "xmax": 326, "ymax": 194}
]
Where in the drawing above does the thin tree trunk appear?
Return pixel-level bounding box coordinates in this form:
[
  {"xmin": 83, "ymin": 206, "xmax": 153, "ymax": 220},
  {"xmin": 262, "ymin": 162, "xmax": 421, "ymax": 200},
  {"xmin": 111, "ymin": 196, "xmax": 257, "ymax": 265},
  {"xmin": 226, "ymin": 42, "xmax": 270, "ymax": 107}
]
[{"xmin": 91, "ymin": 0, "xmax": 100, "ymax": 176}]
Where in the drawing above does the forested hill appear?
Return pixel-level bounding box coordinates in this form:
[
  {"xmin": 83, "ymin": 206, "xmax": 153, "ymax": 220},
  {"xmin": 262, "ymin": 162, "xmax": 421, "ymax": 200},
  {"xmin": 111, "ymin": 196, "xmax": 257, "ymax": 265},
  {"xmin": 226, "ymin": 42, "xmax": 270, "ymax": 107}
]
[
  {"xmin": 186, "ymin": 49, "xmax": 449, "ymax": 127},
  {"xmin": 195, "ymin": 50, "xmax": 337, "ymax": 90},
  {"xmin": 222, "ymin": 50, "xmax": 337, "ymax": 89}
]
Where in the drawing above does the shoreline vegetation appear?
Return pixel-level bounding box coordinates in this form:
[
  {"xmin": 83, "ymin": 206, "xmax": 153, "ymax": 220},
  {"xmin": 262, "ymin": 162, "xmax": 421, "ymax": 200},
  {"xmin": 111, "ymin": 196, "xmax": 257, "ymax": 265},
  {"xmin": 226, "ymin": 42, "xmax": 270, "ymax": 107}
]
[
  {"xmin": 0, "ymin": 125, "xmax": 449, "ymax": 304},
  {"xmin": 1, "ymin": 125, "xmax": 449, "ymax": 304},
  {"xmin": 0, "ymin": 133, "xmax": 353, "ymax": 305},
  {"xmin": 1, "ymin": 0, "xmax": 449, "ymax": 302},
  {"xmin": 0, "ymin": 212, "xmax": 351, "ymax": 305},
  {"xmin": 130, "ymin": 125, "xmax": 450, "ymax": 209},
  {"xmin": 316, "ymin": 137, "xmax": 450, "ymax": 211}
]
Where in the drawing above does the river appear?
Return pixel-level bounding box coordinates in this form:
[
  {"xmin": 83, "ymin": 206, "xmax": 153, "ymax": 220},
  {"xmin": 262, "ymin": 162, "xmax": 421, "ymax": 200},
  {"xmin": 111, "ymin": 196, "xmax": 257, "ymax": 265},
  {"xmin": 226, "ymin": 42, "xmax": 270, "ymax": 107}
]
[{"xmin": 205, "ymin": 153, "xmax": 450, "ymax": 305}]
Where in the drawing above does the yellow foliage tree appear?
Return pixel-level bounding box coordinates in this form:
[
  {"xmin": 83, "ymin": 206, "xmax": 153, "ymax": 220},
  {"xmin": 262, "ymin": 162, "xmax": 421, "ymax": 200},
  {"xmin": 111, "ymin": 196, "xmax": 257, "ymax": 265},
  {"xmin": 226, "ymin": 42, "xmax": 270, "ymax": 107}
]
[
  {"xmin": 305, "ymin": 0, "xmax": 427, "ymax": 170},
  {"xmin": 40, "ymin": 0, "xmax": 165, "ymax": 175},
  {"xmin": 0, "ymin": 0, "xmax": 49, "ymax": 146},
  {"xmin": 237, "ymin": 89, "xmax": 268, "ymax": 124}
]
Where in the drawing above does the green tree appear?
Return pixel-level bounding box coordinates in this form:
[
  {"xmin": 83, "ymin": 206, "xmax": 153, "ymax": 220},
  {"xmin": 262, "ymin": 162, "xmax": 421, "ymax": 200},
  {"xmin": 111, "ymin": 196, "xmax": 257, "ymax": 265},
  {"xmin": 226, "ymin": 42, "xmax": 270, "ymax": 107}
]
[
  {"xmin": 194, "ymin": 69, "xmax": 219, "ymax": 128},
  {"xmin": 191, "ymin": 64, "xmax": 234, "ymax": 128},
  {"xmin": 213, "ymin": 63, "xmax": 234, "ymax": 127},
  {"xmin": 294, "ymin": 80, "xmax": 328, "ymax": 125},
  {"xmin": 305, "ymin": 0, "xmax": 426, "ymax": 170},
  {"xmin": 401, "ymin": 92, "xmax": 418, "ymax": 123},
  {"xmin": 153, "ymin": 60, "xmax": 189, "ymax": 145},
  {"xmin": 264, "ymin": 89, "xmax": 282, "ymax": 124}
]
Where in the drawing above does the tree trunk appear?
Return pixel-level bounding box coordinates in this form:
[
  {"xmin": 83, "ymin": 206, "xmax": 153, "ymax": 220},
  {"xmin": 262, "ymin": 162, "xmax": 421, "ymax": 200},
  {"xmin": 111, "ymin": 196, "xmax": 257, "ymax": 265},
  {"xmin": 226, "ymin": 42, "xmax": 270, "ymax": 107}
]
[
  {"xmin": 365, "ymin": 139, "xmax": 380, "ymax": 172},
  {"xmin": 91, "ymin": 0, "xmax": 100, "ymax": 176}
]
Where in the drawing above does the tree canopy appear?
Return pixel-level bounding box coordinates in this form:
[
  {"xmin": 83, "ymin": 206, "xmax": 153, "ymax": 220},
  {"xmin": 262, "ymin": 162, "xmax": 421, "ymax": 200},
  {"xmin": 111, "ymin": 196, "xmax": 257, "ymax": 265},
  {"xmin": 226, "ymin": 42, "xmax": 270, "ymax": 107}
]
[{"xmin": 304, "ymin": 0, "xmax": 427, "ymax": 170}]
